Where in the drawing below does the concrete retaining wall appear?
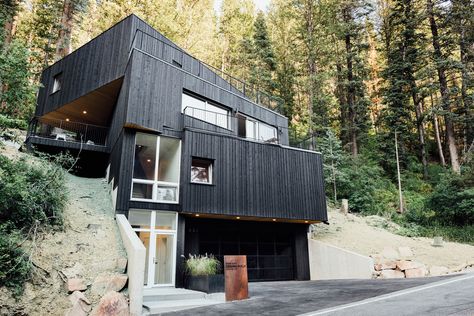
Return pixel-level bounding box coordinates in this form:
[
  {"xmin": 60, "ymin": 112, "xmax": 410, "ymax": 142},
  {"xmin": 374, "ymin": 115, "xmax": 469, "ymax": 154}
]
[
  {"xmin": 308, "ymin": 238, "xmax": 374, "ymax": 280},
  {"xmin": 116, "ymin": 214, "xmax": 146, "ymax": 316}
]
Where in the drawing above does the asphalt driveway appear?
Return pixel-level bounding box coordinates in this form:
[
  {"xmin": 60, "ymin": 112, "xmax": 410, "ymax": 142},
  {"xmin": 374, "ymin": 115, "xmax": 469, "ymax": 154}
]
[{"xmin": 164, "ymin": 274, "xmax": 474, "ymax": 316}]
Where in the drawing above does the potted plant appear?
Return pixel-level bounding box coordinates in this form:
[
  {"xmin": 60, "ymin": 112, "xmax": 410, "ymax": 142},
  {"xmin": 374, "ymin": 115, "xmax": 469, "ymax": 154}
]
[{"xmin": 184, "ymin": 254, "xmax": 224, "ymax": 293}]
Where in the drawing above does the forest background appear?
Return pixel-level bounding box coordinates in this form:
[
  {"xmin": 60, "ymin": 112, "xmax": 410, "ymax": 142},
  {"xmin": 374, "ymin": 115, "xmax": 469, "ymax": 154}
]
[{"xmin": 0, "ymin": 0, "xmax": 473, "ymax": 243}]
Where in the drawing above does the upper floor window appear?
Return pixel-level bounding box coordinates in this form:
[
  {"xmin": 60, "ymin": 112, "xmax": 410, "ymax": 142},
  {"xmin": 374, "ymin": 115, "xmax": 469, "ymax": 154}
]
[
  {"xmin": 52, "ymin": 73, "xmax": 62, "ymax": 94},
  {"xmin": 181, "ymin": 93, "xmax": 230, "ymax": 129},
  {"xmin": 237, "ymin": 114, "xmax": 278, "ymax": 143},
  {"xmin": 191, "ymin": 158, "xmax": 213, "ymax": 184},
  {"xmin": 132, "ymin": 133, "xmax": 181, "ymax": 203}
]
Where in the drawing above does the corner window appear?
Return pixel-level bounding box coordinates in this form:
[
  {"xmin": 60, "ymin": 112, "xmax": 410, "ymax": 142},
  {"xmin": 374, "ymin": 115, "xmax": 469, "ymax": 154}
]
[
  {"xmin": 52, "ymin": 73, "xmax": 62, "ymax": 94},
  {"xmin": 191, "ymin": 158, "xmax": 213, "ymax": 184},
  {"xmin": 131, "ymin": 133, "xmax": 181, "ymax": 203},
  {"xmin": 182, "ymin": 93, "xmax": 230, "ymax": 129}
]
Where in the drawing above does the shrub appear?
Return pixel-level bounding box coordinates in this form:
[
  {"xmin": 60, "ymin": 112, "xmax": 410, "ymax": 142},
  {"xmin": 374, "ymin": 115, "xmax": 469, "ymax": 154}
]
[
  {"xmin": 0, "ymin": 226, "xmax": 32, "ymax": 296},
  {"xmin": 185, "ymin": 254, "xmax": 221, "ymax": 276},
  {"xmin": 337, "ymin": 157, "xmax": 398, "ymax": 215},
  {"xmin": 425, "ymin": 163, "xmax": 474, "ymax": 226},
  {"xmin": 0, "ymin": 114, "xmax": 28, "ymax": 131},
  {"xmin": 0, "ymin": 154, "xmax": 67, "ymax": 229}
]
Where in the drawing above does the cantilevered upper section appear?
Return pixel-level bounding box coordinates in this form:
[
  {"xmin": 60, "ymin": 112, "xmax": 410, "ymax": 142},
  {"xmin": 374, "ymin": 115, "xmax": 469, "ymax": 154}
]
[{"xmin": 35, "ymin": 14, "xmax": 289, "ymax": 147}]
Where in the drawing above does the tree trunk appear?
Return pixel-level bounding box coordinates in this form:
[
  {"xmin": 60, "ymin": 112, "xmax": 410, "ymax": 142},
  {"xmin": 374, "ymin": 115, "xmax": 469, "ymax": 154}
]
[
  {"xmin": 336, "ymin": 61, "xmax": 349, "ymax": 145},
  {"xmin": 431, "ymin": 94, "xmax": 446, "ymax": 166},
  {"xmin": 343, "ymin": 8, "xmax": 358, "ymax": 157},
  {"xmin": 427, "ymin": 0, "xmax": 461, "ymax": 173},
  {"xmin": 414, "ymin": 95, "xmax": 428, "ymax": 179},
  {"xmin": 304, "ymin": 0, "xmax": 316, "ymax": 150},
  {"xmin": 55, "ymin": 0, "xmax": 75, "ymax": 60}
]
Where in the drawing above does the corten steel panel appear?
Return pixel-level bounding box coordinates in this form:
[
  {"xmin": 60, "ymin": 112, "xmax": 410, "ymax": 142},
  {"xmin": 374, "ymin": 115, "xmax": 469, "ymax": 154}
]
[
  {"xmin": 180, "ymin": 130, "xmax": 327, "ymax": 221},
  {"xmin": 224, "ymin": 256, "xmax": 249, "ymax": 301}
]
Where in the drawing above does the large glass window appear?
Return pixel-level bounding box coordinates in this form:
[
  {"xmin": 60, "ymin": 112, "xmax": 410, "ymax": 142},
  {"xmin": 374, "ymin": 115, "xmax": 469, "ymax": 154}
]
[
  {"xmin": 237, "ymin": 115, "xmax": 278, "ymax": 143},
  {"xmin": 131, "ymin": 133, "xmax": 181, "ymax": 203},
  {"xmin": 182, "ymin": 93, "xmax": 230, "ymax": 129}
]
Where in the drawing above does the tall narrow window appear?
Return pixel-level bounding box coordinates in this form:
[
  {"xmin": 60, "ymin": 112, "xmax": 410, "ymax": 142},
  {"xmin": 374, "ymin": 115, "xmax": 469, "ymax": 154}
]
[
  {"xmin": 131, "ymin": 133, "xmax": 181, "ymax": 203},
  {"xmin": 52, "ymin": 73, "xmax": 62, "ymax": 94}
]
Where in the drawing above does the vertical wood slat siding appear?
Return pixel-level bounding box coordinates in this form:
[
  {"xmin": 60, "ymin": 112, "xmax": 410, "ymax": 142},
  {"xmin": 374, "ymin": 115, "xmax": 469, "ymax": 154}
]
[
  {"xmin": 37, "ymin": 16, "xmax": 135, "ymax": 116},
  {"xmin": 125, "ymin": 51, "xmax": 289, "ymax": 145},
  {"xmin": 180, "ymin": 130, "xmax": 328, "ymax": 221}
]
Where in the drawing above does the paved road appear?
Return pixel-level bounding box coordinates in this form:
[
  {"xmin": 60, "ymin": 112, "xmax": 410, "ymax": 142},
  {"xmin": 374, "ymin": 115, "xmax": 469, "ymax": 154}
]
[
  {"xmin": 303, "ymin": 273, "xmax": 474, "ymax": 316},
  {"xmin": 164, "ymin": 274, "xmax": 474, "ymax": 316}
]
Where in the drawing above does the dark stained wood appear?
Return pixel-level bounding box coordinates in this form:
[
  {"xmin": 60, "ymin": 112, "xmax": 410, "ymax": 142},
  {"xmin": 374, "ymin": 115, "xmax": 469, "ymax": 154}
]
[
  {"xmin": 224, "ymin": 255, "xmax": 249, "ymax": 301},
  {"xmin": 180, "ymin": 129, "xmax": 327, "ymax": 221}
]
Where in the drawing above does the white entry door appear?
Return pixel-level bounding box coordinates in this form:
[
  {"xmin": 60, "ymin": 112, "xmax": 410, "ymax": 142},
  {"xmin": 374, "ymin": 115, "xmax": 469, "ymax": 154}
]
[{"xmin": 128, "ymin": 210, "xmax": 178, "ymax": 287}]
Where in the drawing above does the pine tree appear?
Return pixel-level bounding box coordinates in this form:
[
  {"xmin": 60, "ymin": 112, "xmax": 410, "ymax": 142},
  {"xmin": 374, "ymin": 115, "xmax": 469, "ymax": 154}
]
[{"xmin": 248, "ymin": 12, "xmax": 277, "ymax": 102}]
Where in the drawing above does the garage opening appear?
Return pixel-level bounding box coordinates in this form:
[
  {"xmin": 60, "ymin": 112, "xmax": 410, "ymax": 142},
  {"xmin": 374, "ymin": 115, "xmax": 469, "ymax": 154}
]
[{"xmin": 184, "ymin": 218, "xmax": 298, "ymax": 281}]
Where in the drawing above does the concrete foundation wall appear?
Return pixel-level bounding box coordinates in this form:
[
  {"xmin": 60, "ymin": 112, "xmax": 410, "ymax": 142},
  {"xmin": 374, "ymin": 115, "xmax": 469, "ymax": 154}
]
[
  {"xmin": 308, "ymin": 238, "xmax": 374, "ymax": 280},
  {"xmin": 116, "ymin": 214, "xmax": 146, "ymax": 316}
]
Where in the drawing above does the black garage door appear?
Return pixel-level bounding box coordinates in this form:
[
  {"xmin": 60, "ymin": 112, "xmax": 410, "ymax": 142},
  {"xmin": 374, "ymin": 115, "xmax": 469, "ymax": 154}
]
[{"xmin": 193, "ymin": 221, "xmax": 295, "ymax": 281}]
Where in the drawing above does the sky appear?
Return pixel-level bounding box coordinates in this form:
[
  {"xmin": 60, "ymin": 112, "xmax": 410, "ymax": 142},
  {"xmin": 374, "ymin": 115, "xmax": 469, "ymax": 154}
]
[{"xmin": 213, "ymin": 0, "xmax": 271, "ymax": 13}]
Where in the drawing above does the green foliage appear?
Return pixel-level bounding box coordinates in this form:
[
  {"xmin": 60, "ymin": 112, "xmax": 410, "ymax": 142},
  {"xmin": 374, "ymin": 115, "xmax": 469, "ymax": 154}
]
[
  {"xmin": 0, "ymin": 226, "xmax": 32, "ymax": 296},
  {"xmin": 0, "ymin": 40, "xmax": 38, "ymax": 121},
  {"xmin": 425, "ymin": 163, "xmax": 474, "ymax": 226},
  {"xmin": 0, "ymin": 114, "xmax": 28, "ymax": 130},
  {"xmin": 337, "ymin": 156, "xmax": 398, "ymax": 215},
  {"xmin": 0, "ymin": 154, "xmax": 67, "ymax": 229},
  {"xmin": 185, "ymin": 254, "xmax": 221, "ymax": 276}
]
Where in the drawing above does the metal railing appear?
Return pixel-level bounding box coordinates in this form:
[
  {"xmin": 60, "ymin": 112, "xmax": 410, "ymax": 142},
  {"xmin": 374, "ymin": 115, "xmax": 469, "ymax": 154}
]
[
  {"xmin": 129, "ymin": 29, "xmax": 285, "ymax": 114},
  {"xmin": 182, "ymin": 106, "xmax": 279, "ymax": 144},
  {"xmin": 29, "ymin": 117, "xmax": 108, "ymax": 146}
]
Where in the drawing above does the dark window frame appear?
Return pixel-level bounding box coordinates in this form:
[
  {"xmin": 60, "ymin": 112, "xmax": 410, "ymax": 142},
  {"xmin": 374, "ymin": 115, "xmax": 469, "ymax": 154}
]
[{"xmin": 191, "ymin": 157, "xmax": 214, "ymax": 185}]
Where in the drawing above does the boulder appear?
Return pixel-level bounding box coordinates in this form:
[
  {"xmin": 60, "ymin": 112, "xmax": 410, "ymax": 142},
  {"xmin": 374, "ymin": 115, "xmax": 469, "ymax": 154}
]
[
  {"xmin": 90, "ymin": 291, "xmax": 129, "ymax": 316},
  {"xmin": 405, "ymin": 267, "xmax": 427, "ymax": 278},
  {"xmin": 374, "ymin": 261, "xmax": 397, "ymax": 271},
  {"xmin": 91, "ymin": 274, "xmax": 128, "ymax": 296},
  {"xmin": 396, "ymin": 260, "xmax": 423, "ymax": 271},
  {"xmin": 381, "ymin": 247, "xmax": 399, "ymax": 260},
  {"xmin": 380, "ymin": 269, "xmax": 405, "ymax": 279},
  {"xmin": 69, "ymin": 291, "xmax": 91, "ymax": 305},
  {"xmin": 67, "ymin": 278, "xmax": 87, "ymax": 293},
  {"xmin": 429, "ymin": 266, "xmax": 449, "ymax": 276},
  {"xmin": 65, "ymin": 302, "xmax": 87, "ymax": 316},
  {"xmin": 398, "ymin": 246, "xmax": 413, "ymax": 258}
]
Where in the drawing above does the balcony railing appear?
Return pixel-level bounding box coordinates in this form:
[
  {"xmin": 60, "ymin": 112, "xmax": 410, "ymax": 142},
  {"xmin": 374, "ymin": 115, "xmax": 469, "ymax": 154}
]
[
  {"xmin": 28, "ymin": 117, "xmax": 108, "ymax": 146},
  {"xmin": 129, "ymin": 29, "xmax": 285, "ymax": 114},
  {"xmin": 182, "ymin": 106, "xmax": 279, "ymax": 144}
]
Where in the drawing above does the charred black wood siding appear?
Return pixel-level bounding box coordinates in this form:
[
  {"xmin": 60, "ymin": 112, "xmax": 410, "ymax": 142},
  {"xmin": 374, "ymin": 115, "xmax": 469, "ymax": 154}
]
[
  {"xmin": 36, "ymin": 16, "xmax": 135, "ymax": 116},
  {"xmin": 180, "ymin": 130, "xmax": 327, "ymax": 221},
  {"xmin": 125, "ymin": 50, "xmax": 289, "ymax": 145}
]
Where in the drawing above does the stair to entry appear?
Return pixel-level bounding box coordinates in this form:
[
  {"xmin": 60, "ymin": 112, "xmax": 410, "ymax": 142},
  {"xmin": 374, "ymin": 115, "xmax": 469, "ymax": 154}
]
[{"xmin": 142, "ymin": 288, "xmax": 225, "ymax": 315}]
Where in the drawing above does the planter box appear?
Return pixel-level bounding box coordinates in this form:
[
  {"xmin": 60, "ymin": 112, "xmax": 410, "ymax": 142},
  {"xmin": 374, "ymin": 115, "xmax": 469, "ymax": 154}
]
[{"xmin": 186, "ymin": 274, "xmax": 224, "ymax": 293}]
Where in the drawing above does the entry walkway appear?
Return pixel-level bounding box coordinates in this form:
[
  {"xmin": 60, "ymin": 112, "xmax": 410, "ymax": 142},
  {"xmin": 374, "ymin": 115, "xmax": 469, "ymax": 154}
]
[{"xmin": 163, "ymin": 274, "xmax": 473, "ymax": 316}]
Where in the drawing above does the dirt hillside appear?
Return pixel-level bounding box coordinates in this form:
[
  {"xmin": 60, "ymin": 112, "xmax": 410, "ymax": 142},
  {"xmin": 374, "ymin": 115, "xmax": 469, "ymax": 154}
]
[
  {"xmin": 313, "ymin": 208, "xmax": 474, "ymax": 271},
  {"xmin": 0, "ymin": 141, "xmax": 126, "ymax": 316}
]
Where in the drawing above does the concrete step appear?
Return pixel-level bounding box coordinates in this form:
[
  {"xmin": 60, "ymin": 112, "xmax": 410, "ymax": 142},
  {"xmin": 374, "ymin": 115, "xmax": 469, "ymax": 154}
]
[
  {"xmin": 143, "ymin": 287, "xmax": 206, "ymax": 302},
  {"xmin": 143, "ymin": 298, "xmax": 223, "ymax": 315}
]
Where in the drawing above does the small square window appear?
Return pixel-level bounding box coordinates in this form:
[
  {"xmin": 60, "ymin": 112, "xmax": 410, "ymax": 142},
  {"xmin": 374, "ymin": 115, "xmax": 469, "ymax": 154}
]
[
  {"xmin": 52, "ymin": 73, "xmax": 62, "ymax": 93},
  {"xmin": 191, "ymin": 158, "xmax": 213, "ymax": 184}
]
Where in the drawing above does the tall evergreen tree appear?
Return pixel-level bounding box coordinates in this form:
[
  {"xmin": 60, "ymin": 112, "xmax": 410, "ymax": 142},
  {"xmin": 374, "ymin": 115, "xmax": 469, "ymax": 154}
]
[{"xmin": 248, "ymin": 12, "xmax": 277, "ymax": 103}]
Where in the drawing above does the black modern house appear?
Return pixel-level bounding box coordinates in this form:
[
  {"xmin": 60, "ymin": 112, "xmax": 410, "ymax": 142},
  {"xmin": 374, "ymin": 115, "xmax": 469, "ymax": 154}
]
[{"xmin": 26, "ymin": 15, "xmax": 328, "ymax": 289}]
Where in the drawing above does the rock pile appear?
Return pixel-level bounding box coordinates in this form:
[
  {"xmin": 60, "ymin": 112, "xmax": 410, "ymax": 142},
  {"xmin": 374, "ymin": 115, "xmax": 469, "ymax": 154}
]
[
  {"xmin": 371, "ymin": 246, "xmax": 450, "ymax": 279},
  {"xmin": 63, "ymin": 258, "xmax": 130, "ymax": 316}
]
